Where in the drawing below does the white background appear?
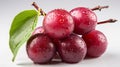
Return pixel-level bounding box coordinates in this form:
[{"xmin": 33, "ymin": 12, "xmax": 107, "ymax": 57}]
[{"xmin": 0, "ymin": 0, "xmax": 120, "ymax": 67}]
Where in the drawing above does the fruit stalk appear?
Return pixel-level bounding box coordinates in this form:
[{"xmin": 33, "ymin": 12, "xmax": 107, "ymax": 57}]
[
  {"xmin": 91, "ymin": 5, "xmax": 109, "ymax": 11},
  {"xmin": 97, "ymin": 19, "xmax": 117, "ymax": 24},
  {"xmin": 32, "ymin": 2, "xmax": 46, "ymax": 16}
]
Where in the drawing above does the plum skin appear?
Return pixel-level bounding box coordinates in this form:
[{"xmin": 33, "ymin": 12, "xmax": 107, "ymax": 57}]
[
  {"xmin": 82, "ymin": 30, "xmax": 108, "ymax": 57},
  {"xmin": 70, "ymin": 7, "xmax": 97, "ymax": 35},
  {"xmin": 26, "ymin": 34, "xmax": 56, "ymax": 64},
  {"xmin": 32, "ymin": 26, "xmax": 44, "ymax": 35},
  {"xmin": 58, "ymin": 34, "xmax": 87, "ymax": 63},
  {"xmin": 43, "ymin": 9, "xmax": 74, "ymax": 39}
]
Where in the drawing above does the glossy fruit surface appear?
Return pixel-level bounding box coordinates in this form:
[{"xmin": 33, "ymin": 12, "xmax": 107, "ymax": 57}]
[
  {"xmin": 26, "ymin": 34, "xmax": 56, "ymax": 64},
  {"xmin": 32, "ymin": 26, "xmax": 44, "ymax": 35},
  {"xmin": 58, "ymin": 34, "xmax": 87, "ymax": 63},
  {"xmin": 70, "ymin": 7, "xmax": 97, "ymax": 35},
  {"xmin": 43, "ymin": 9, "xmax": 74, "ymax": 39},
  {"xmin": 82, "ymin": 30, "xmax": 107, "ymax": 57}
]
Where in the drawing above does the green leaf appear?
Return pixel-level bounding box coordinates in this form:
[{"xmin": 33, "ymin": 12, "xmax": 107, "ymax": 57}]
[{"xmin": 9, "ymin": 10, "xmax": 39, "ymax": 62}]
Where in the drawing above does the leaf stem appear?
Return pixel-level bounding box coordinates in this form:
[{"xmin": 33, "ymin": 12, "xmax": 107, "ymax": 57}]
[
  {"xmin": 32, "ymin": 2, "xmax": 46, "ymax": 16},
  {"xmin": 97, "ymin": 19, "xmax": 117, "ymax": 25},
  {"xmin": 91, "ymin": 5, "xmax": 109, "ymax": 11}
]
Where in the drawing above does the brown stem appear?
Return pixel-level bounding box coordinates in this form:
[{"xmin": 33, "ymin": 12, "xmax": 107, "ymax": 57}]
[
  {"xmin": 32, "ymin": 2, "xmax": 46, "ymax": 16},
  {"xmin": 91, "ymin": 5, "xmax": 109, "ymax": 11},
  {"xmin": 97, "ymin": 19, "xmax": 117, "ymax": 24}
]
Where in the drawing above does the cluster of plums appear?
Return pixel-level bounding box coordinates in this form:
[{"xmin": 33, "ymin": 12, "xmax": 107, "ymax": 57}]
[{"xmin": 26, "ymin": 7, "xmax": 108, "ymax": 64}]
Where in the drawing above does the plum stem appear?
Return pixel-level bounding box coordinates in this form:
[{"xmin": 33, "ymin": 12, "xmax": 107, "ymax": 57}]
[
  {"xmin": 97, "ymin": 19, "xmax": 117, "ymax": 24},
  {"xmin": 91, "ymin": 5, "xmax": 109, "ymax": 11},
  {"xmin": 32, "ymin": 2, "xmax": 46, "ymax": 16}
]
